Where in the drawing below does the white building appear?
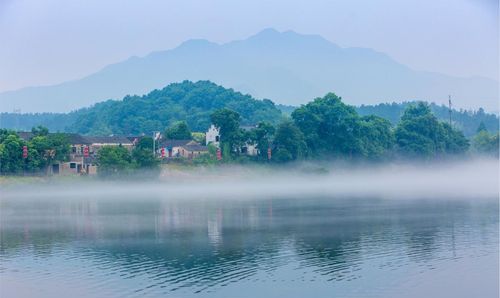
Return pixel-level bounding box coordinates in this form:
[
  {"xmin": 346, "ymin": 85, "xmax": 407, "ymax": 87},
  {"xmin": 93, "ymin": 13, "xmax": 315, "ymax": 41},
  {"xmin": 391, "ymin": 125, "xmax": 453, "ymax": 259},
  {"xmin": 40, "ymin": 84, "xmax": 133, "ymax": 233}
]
[
  {"xmin": 205, "ymin": 124, "xmax": 259, "ymax": 156},
  {"xmin": 206, "ymin": 124, "xmax": 220, "ymax": 147}
]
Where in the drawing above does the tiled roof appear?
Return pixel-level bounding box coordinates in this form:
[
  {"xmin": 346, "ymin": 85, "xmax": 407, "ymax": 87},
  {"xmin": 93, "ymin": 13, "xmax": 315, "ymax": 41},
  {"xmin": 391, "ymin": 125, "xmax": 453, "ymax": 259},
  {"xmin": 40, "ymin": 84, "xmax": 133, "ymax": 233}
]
[
  {"xmin": 160, "ymin": 139, "xmax": 194, "ymax": 148},
  {"xmin": 182, "ymin": 144, "xmax": 208, "ymax": 152},
  {"xmin": 85, "ymin": 136, "xmax": 133, "ymax": 145},
  {"xmin": 66, "ymin": 133, "xmax": 92, "ymax": 145},
  {"xmin": 15, "ymin": 132, "xmax": 132, "ymax": 145}
]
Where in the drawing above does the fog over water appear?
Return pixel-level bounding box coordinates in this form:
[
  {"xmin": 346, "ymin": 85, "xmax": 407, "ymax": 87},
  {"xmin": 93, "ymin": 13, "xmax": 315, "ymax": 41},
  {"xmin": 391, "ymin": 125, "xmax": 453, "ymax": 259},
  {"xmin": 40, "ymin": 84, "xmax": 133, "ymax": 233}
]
[
  {"xmin": 1, "ymin": 158, "xmax": 498, "ymax": 298},
  {"xmin": 2, "ymin": 158, "xmax": 498, "ymax": 201}
]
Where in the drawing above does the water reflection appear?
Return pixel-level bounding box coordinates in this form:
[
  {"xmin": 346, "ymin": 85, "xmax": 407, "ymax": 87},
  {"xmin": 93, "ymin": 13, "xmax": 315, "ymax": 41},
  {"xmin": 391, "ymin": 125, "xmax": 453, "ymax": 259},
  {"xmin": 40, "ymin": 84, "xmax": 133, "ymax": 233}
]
[{"xmin": 1, "ymin": 197, "xmax": 498, "ymax": 297}]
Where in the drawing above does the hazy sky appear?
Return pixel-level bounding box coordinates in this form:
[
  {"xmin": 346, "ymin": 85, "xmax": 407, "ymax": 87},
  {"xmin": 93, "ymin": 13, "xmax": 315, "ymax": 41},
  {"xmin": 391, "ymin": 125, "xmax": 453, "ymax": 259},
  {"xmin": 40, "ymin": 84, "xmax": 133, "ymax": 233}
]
[{"xmin": 0, "ymin": 0, "xmax": 498, "ymax": 92}]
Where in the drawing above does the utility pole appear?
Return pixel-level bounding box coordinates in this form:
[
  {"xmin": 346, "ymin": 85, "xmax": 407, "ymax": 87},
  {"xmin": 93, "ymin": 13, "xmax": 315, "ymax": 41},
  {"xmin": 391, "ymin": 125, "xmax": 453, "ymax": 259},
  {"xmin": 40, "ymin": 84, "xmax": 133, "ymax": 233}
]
[
  {"xmin": 13, "ymin": 108, "xmax": 21, "ymax": 131},
  {"xmin": 448, "ymin": 95, "xmax": 452, "ymax": 127},
  {"xmin": 152, "ymin": 132, "xmax": 156, "ymax": 157},
  {"xmin": 152, "ymin": 131, "xmax": 160, "ymax": 157}
]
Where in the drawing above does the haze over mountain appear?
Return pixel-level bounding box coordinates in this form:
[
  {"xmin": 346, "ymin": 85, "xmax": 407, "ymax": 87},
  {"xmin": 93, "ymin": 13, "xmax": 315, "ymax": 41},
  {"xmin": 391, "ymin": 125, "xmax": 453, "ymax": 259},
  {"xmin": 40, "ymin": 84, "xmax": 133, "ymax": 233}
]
[{"xmin": 1, "ymin": 28, "xmax": 498, "ymax": 113}]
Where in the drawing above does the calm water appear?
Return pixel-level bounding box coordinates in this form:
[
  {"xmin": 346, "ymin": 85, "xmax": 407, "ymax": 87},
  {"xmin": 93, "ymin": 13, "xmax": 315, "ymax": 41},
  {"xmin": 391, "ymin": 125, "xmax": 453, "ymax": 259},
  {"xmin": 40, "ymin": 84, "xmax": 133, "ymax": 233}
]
[{"xmin": 0, "ymin": 195, "xmax": 498, "ymax": 298}]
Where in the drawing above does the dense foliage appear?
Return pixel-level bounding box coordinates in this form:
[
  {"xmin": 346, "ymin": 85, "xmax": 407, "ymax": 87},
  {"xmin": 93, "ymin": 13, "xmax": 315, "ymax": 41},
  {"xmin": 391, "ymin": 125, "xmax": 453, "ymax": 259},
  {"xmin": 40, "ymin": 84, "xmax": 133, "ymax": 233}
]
[
  {"xmin": 272, "ymin": 121, "xmax": 307, "ymax": 162},
  {"xmin": 69, "ymin": 80, "xmax": 282, "ymax": 135},
  {"xmin": 208, "ymin": 98, "xmax": 476, "ymax": 163},
  {"xmin": 472, "ymin": 130, "xmax": 499, "ymax": 157},
  {"xmin": 2, "ymin": 83, "xmax": 496, "ymax": 139},
  {"xmin": 291, "ymin": 93, "xmax": 394, "ymax": 159},
  {"xmin": 394, "ymin": 103, "xmax": 469, "ymax": 158},
  {"xmin": 97, "ymin": 137, "xmax": 159, "ymax": 177},
  {"xmin": 0, "ymin": 127, "xmax": 70, "ymax": 174},
  {"xmin": 0, "ymin": 112, "xmax": 79, "ymax": 133},
  {"xmin": 164, "ymin": 121, "xmax": 192, "ymax": 140}
]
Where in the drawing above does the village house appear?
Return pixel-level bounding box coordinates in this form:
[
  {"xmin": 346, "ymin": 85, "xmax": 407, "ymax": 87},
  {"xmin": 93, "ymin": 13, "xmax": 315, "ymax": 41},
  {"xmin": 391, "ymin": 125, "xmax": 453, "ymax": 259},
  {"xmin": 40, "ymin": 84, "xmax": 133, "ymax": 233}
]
[
  {"xmin": 205, "ymin": 124, "xmax": 258, "ymax": 156},
  {"xmin": 158, "ymin": 139, "xmax": 197, "ymax": 158},
  {"xmin": 66, "ymin": 136, "xmax": 133, "ymax": 175},
  {"xmin": 158, "ymin": 139, "xmax": 208, "ymax": 159},
  {"xmin": 178, "ymin": 143, "xmax": 209, "ymax": 159},
  {"xmin": 18, "ymin": 132, "xmax": 133, "ymax": 175}
]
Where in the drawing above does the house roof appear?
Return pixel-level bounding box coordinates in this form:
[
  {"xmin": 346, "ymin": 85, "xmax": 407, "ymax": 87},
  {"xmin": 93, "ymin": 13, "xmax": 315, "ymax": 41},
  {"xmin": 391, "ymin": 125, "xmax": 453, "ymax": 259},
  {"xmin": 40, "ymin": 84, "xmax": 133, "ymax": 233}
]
[
  {"xmin": 182, "ymin": 144, "xmax": 208, "ymax": 152},
  {"xmin": 16, "ymin": 132, "xmax": 91, "ymax": 144},
  {"xmin": 15, "ymin": 132, "xmax": 132, "ymax": 145},
  {"xmin": 160, "ymin": 139, "xmax": 194, "ymax": 148},
  {"xmin": 66, "ymin": 133, "xmax": 93, "ymax": 145},
  {"xmin": 85, "ymin": 136, "xmax": 133, "ymax": 145}
]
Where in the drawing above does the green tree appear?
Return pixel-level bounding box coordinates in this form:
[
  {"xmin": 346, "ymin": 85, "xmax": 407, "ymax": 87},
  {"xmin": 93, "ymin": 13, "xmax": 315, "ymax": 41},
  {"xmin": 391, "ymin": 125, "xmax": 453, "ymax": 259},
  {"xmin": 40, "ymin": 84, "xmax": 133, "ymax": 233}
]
[
  {"xmin": 132, "ymin": 147, "xmax": 159, "ymax": 169},
  {"xmin": 97, "ymin": 146, "xmax": 133, "ymax": 176},
  {"xmin": 359, "ymin": 115, "xmax": 395, "ymax": 159},
  {"xmin": 31, "ymin": 125, "xmax": 49, "ymax": 137},
  {"xmin": 395, "ymin": 102, "xmax": 469, "ymax": 158},
  {"xmin": 476, "ymin": 121, "xmax": 487, "ymax": 133},
  {"xmin": 27, "ymin": 135, "xmax": 51, "ymax": 171},
  {"xmin": 395, "ymin": 103, "xmax": 445, "ymax": 158},
  {"xmin": 47, "ymin": 133, "xmax": 70, "ymax": 162},
  {"xmin": 441, "ymin": 123, "xmax": 469, "ymax": 155},
  {"xmin": 273, "ymin": 121, "xmax": 306, "ymax": 163},
  {"xmin": 250, "ymin": 121, "xmax": 276, "ymax": 161},
  {"xmin": 165, "ymin": 121, "xmax": 192, "ymax": 140},
  {"xmin": 120, "ymin": 136, "xmax": 160, "ymax": 170},
  {"xmin": 472, "ymin": 131, "xmax": 499, "ymax": 157},
  {"xmin": 0, "ymin": 133, "xmax": 25, "ymax": 174},
  {"xmin": 292, "ymin": 93, "xmax": 363, "ymax": 158},
  {"xmin": 136, "ymin": 136, "xmax": 154, "ymax": 150},
  {"xmin": 210, "ymin": 108, "xmax": 242, "ymax": 154}
]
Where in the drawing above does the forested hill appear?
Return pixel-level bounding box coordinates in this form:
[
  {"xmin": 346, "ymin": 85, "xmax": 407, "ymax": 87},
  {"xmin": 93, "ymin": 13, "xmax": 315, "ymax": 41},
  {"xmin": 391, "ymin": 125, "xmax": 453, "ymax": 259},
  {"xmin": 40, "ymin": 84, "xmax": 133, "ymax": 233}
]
[
  {"xmin": 356, "ymin": 102, "xmax": 498, "ymax": 137},
  {"xmin": 73, "ymin": 80, "xmax": 283, "ymax": 135},
  {"xmin": 1, "ymin": 81, "xmax": 282, "ymax": 135}
]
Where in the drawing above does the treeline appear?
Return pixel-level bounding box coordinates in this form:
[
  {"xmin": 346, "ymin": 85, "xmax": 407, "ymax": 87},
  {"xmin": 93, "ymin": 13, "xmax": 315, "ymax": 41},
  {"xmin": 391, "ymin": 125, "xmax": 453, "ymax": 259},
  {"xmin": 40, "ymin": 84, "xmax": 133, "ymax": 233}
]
[
  {"xmin": 2, "ymin": 81, "xmax": 497, "ymax": 138},
  {"xmin": 204, "ymin": 93, "xmax": 498, "ymax": 163},
  {"xmin": 357, "ymin": 102, "xmax": 498, "ymax": 137},
  {"xmin": 0, "ymin": 112, "xmax": 78, "ymax": 133}
]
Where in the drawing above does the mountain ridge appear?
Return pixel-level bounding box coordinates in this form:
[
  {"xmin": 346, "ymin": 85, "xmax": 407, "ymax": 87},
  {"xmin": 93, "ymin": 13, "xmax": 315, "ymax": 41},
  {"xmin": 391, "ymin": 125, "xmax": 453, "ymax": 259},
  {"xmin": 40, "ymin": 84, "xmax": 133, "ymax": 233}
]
[{"xmin": 1, "ymin": 28, "xmax": 498, "ymax": 112}]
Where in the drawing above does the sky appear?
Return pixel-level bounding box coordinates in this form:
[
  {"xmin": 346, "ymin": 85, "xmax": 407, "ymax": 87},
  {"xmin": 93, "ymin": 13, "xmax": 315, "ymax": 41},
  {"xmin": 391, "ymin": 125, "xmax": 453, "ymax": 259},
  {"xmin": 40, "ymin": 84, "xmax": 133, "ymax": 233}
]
[{"xmin": 0, "ymin": 0, "xmax": 498, "ymax": 93}]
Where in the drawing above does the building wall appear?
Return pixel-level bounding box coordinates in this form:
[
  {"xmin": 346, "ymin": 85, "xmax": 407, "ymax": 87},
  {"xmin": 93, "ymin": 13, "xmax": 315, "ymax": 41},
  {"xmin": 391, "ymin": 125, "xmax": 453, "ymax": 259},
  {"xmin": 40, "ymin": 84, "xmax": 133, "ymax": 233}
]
[
  {"xmin": 245, "ymin": 144, "xmax": 258, "ymax": 156},
  {"xmin": 179, "ymin": 148, "xmax": 208, "ymax": 159},
  {"xmin": 206, "ymin": 125, "xmax": 220, "ymax": 146}
]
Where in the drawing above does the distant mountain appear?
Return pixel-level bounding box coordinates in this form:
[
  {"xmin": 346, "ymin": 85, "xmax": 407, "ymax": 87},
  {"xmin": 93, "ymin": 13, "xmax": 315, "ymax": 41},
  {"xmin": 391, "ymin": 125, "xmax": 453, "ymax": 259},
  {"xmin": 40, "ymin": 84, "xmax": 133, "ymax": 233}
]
[{"xmin": 1, "ymin": 28, "xmax": 498, "ymax": 112}]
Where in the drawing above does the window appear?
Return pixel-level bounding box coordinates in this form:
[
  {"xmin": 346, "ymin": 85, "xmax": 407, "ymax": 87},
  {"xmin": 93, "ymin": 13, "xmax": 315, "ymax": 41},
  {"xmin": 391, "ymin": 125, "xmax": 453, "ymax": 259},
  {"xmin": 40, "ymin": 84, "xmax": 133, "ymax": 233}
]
[
  {"xmin": 72, "ymin": 146, "xmax": 77, "ymax": 153},
  {"xmin": 215, "ymin": 136, "xmax": 220, "ymax": 142},
  {"xmin": 70, "ymin": 163, "xmax": 76, "ymax": 169}
]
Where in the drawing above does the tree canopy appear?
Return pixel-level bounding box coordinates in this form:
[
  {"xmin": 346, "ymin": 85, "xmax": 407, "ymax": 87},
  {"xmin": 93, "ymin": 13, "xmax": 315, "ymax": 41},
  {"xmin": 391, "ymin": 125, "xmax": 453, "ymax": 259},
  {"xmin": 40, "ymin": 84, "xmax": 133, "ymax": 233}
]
[
  {"xmin": 210, "ymin": 108, "xmax": 243, "ymax": 154},
  {"xmin": 0, "ymin": 128, "xmax": 70, "ymax": 174},
  {"xmin": 70, "ymin": 80, "xmax": 282, "ymax": 135},
  {"xmin": 395, "ymin": 102, "xmax": 469, "ymax": 158},
  {"xmin": 164, "ymin": 121, "xmax": 192, "ymax": 140}
]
